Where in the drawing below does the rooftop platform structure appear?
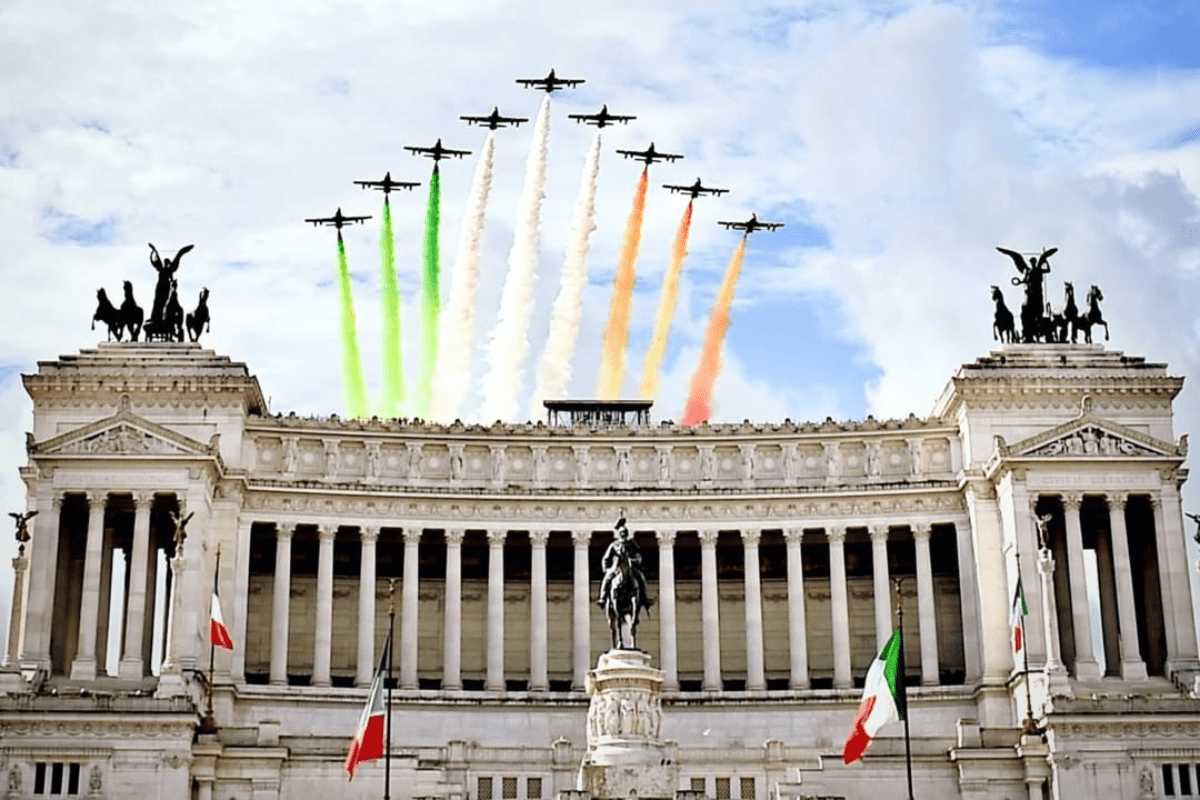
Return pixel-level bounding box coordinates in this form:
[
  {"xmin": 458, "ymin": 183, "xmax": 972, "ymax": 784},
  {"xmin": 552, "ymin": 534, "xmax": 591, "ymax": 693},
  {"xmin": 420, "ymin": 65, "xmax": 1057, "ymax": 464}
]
[{"xmin": 544, "ymin": 399, "xmax": 653, "ymax": 427}]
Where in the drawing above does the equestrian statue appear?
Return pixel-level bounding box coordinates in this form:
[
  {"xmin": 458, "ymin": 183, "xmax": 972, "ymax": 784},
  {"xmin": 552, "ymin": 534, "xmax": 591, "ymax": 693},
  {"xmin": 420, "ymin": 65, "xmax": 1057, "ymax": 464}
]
[{"xmin": 597, "ymin": 517, "xmax": 653, "ymax": 650}]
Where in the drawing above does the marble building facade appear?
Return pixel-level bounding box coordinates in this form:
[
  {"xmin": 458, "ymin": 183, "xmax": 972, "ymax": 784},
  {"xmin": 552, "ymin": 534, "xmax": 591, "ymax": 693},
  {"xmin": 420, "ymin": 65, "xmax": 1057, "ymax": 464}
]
[{"xmin": 0, "ymin": 341, "xmax": 1197, "ymax": 800}]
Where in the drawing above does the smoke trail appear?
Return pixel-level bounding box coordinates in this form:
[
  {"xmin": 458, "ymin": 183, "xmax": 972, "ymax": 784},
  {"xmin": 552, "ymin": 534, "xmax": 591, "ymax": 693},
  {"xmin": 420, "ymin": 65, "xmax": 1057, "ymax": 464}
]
[
  {"xmin": 532, "ymin": 130, "xmax": 602, "ymax": 410},
  {"xmin": 336, "ymin": 233, "xmax": 369, "ymax": 418},
  {"xmin": 479, "ymin": 95, "xmax": 551, "ymax": 422},
  {"xmin": 431, "ymin": 131, "xmax": 497, "ymax": 423},
  {"xmin": 379, "ymin": 198, "xmax": 404, "ymax": 418},
  {"xmin": 412, "ymin": 166, "xmax": 442, "ymax": 418},
  {"xmin": 639, "ymin": 199, "xmax": 694, "ymax": 400},
  {"xmin": 596, "ymin": 167, "xmax": 649, "ymax": 400},
  {"xmin": 681, "ymin": 235, "xmax": 748, "ymax": 425}
]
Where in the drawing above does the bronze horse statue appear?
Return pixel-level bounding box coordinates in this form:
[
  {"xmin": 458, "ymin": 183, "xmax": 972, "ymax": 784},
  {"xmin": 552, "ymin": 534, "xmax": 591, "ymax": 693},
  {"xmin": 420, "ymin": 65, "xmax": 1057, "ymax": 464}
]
[
  {"xmin": 119, "ymin": 280, "xmax": 143, "ymax": 341},
  {"xmin": 991, "ymin": 285, "xmax": 1016, "ymax": 343},
  {"xmin": 1073, "ymin": 284, "xmax": 1109, "ymax": 344},
  {"xmin": 601, "ymin": 552, "xmax": 641, "ymax": 650},
  {"xmin": 186, "ymin": 287, "xmax": 210, "ymax": 343},
  {"xmin": 92, "ymin": 288, "xmax": 122, "ymax": 340}
]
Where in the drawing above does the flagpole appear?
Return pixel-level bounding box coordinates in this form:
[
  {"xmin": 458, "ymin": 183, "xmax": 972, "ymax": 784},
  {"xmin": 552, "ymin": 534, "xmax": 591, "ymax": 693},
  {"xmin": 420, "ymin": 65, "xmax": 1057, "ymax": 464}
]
[
  {"xmin": 199, "ymin": 543, "xmax": 220, "ymax": 735},
  {"xmin": 893, "ymin": 577, "xmax": 914, "ymax": 800},
  {"xmin": 385, "ymin": 579, "xmax": 397, "ymax": 800},
  {"xmin": 1014, "ymin": 551, "xmax": 1040, "ymax": 737}
]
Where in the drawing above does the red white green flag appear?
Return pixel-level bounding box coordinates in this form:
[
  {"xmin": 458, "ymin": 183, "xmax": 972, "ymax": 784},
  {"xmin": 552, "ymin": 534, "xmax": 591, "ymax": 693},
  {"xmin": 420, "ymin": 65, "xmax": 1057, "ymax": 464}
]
[
  {"xmin": 1010, "ymin": 575, "xmax": 1028, "ymax": 653},
  {"xmin": 209, "ymin": 590, "xmax": 234, "ymax": 650},
  {"xmin": 344, "ymin": 633, "xmax": 390, "ymax": 779},
  {"xmin": 843, "ymin": 629, "xmax": 905, "ymax": 764}
]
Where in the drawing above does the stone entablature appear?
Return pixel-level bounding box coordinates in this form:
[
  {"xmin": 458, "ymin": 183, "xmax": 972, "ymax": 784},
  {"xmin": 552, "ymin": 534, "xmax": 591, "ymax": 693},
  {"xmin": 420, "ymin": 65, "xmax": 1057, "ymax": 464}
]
[{"xmin": 241, "ymin": 418, "xmax": 960, "ymax": 492}]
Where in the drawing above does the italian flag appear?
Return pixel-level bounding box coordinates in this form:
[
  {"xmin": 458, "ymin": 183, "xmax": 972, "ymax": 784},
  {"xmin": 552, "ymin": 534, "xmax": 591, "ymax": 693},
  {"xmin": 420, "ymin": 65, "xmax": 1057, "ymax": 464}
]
[
  {"xmin": 1011, "ymin": 575, "xmax": 1027, "ymax": 653},
  {"xmin": 843, "ymin": 629, "xmax": 905, "ymax": 764},
  {"xmin": 345, "ymin": 633, "xmax": 391, "ymax": 779},
  {"xmin": 209, "ymin": 590, "xmax": 234, "ymax": 650}
]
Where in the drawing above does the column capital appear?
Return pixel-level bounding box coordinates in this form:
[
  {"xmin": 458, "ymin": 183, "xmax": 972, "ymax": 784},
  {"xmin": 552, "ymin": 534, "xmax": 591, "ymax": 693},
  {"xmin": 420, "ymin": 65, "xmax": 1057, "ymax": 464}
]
[
  {"xmin": 131, "ymin": 491, "xmax": 156, "ymax": 508},
  {"xmin": 741, "ymin": 529, "xmax": 761, "ymax": 546},
  {"xmin": 698, "ymin": 529, "xmax": 719, "ymax": 547},
  {"xmin": 655, "ymin": 529, "xmax": 676, "ymax": 547},
  {"xmin": 572, "ymin": 529, "xmax": 592, "ymax": 547},
  {"xmin": 445, "ymin": 528, "xmax": 466, "ymax": 546},
  {"xmin": 783, "ymin": 527, "xmax": 804, "ymax": 544},
  {"xmin": 318, "ymin": 525, "xmax": 338, "ymax": 542},
  {"xmin": 360, "ymin": 526, "xmax": 380, "ymax": 544},
  {"xmin": 911, "ymin": 524, "xmax": 932, "ymax": 542},
  {"xmin": 529, "ymin": 530, "xmax": 550, "ymax": 547},
  {"xmin": 86, "ymin": 490, "xmax": 109, "ymax": 508},
  {"xmin": 275, "ymin": 524, "xmax": 295, "ymax": 543},
  {"xmin": 1061, "ymin": 492, "xmax": 1083, "ymax": 511},
  {"xmin": 402, "ymin": 528, "xmax": 422, "ymax": 545},
  {"xmin": 869, "ymin": 525, "xmax": 890, "ymax": 543},
  {"xmin": 1106, "ymin": 493, "xmax": 1129, "ymax": 511},
  {"xmin": 487, "ymin": 529, "xmax": 507, "ymax": 546},
  {"xmin": 826, "ymin": 527, "xmax": 847, "ymax": 545},
  {"xmin": 1147, "ymin": 491, "xmax": 1162, "ymax": 510}
]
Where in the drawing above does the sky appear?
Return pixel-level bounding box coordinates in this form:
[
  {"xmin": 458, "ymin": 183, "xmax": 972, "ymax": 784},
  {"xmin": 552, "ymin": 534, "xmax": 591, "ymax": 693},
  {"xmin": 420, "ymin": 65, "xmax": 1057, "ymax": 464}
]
[{"xmin": 1, "ymin": 0, "xmax": 1198, "ymax": 653}]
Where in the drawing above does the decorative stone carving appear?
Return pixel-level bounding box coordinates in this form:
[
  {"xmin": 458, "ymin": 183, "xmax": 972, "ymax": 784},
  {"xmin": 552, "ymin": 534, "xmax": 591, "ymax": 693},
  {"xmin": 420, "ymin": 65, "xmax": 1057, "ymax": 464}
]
[
  {"xmin": 58, "ymin": 423, "xmax": 189, "ymax": 455},
  {"xmin": 581, "ymin": 650, "xmax": 675, "ymax": 800}
]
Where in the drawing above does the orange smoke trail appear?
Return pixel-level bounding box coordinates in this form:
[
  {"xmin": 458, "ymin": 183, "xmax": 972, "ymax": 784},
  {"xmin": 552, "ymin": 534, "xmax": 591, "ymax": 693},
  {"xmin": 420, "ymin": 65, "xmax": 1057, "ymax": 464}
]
[
  {"xmin": 597, "ymin": 167, "xmax": 649, "ymax": 400},
  {"xmin": 681, "ymin": 235, "xmax": 748, "ymax": 425},
  {"xmin": 639, "ymin": 200, "xmax": 693, "ymax": 399}
]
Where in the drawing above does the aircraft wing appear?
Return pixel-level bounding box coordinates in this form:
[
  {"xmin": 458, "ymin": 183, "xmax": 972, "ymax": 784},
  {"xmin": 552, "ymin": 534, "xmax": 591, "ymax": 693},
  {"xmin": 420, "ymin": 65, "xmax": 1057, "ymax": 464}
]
[
  {"xmin": 460, "ymin": 116, "xmax": 487, "ymax": 125},
  {"xmin": 710, "ymin": 188, "xmax": 729, "ymax": 196},
  {"xmin": 345, "ymin": 215, "xmax": 371, "ymax": 223},
  {"xmin": 498, "ymin": 116, "xmax": 527, "ymax": 125},
  {"xmin": 515, "ymin": 79, "xmax": 543, "ymax": 88},
  {"xmin": 305, "ymin": 218, "xmax": 332, "ymax": 226},
  {"xmin": 762, "ymin": 222, "xmax": 784, "ymax": 230},
  {"xmin": 615, "ymin": 149, "xmax": 642, "ymax": 159},
  {"xmin": 663, "ymin": 184, "xmax": 688, "ymax": 192},
  {"xmin": 559, "ymin": 78, "xmax": 585, "ymax": 87},
  {"xmin": 443, "ymin": 147, "xmax": 471, "ymax": 157},
  {"xmin": 718, "ymin": 221, "xmax": 745, "ymax": 230},
  {"xmin": 660, "ymin": 153, "xmax": 683, "ymax": 162},
  {"xmin": 404, "ymin": 145, "xmax": 430, "ymax": 155}
]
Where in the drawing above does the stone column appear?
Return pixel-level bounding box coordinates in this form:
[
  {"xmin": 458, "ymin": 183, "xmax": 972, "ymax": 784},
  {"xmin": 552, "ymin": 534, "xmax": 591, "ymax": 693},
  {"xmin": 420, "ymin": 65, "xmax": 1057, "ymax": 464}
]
[
  {"xmin": 119, "ymin": 492, "xmax": 154, "ymax": 679},
  {"xmin": 357, "ymin": 527, "xmax": 379, "ymax": 687},
  {"xmin": 1152, "ymin": 489, "xmax": 1200, "ymax": 664},
  {"xmin": 400, "ymin": 528, "xmax": 421, "ymax": 689},
  {"xmin": 311, "ymin": 526, "xmax": 336, "ymax": 686},
  {"xmin": 742, "ymin": 529, "xmax": 766, "ymax": 691},
  {"xmin": 1105, "ymin": 495, "xmax": 1148, "ymax": 680},
  {"xmin": 159, "ymin": 553, "xmax": 186, "ymax": 678},
  {"xmin": 572, "ymin": 530, "xmax": 592, "ymax": 689},
  {"xmin": 5, "ymin": 551, "xmax": 29, "ymax": 667},
  {"xmin": 443, "ymin": 528, "xmax": 464, "ymax": 691},
  {"xmin": 1061, "ymin": 494, "xmax": 1101, "ymax": 678},
  {"xmin": 912, "ymin": 524, "xmax": 940, "ymax": 686},
  {"xmin": 699, "ymin": 529, "xmax": 721, "ymax": 691},
  {"xmin": 486, "ymin": 529, "xmax": 506, "ymax": 691},
  {"xmin": 530, "ymin": 530, "xmax": 549, "ymax": 691},
  {"xmin": 828, "ymin": 527, "xmax": 852, "ymax": 689},
  {"xmin": 656, "ymin": 529, "xmax": 679, "ymax": 691},
  {"xmin": 231, "ymin": 517, "xmax": 254, "ymax": 683},
  {"xmin": 870, "ymin": 525, "xmax": 892, "ymax": 650},
  {"xmin": 783, "ymin": 528, "xmax": 809, "ymax": 689},
  {"xmin": 269, "ymin": 524, "xmax": 294, "ymax": 686},
  {"xmin": 71, "ymin": 491, "xmax": 108, "ymax": 680},
  {"xmin": 18, "ymin": 489, "xmax": 61, "ymax": 669}
]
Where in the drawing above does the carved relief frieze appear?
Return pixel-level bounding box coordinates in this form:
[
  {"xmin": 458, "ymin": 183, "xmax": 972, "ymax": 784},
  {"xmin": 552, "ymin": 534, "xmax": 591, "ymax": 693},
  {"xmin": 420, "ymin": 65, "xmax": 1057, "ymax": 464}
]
[{"xmin": 419, "ymin": 443, "xmax": 451, "ymax": 480}]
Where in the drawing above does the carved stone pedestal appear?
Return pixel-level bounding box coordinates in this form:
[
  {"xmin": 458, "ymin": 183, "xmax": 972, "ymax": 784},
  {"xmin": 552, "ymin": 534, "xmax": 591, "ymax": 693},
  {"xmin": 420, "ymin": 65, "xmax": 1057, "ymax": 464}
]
[{"xmin": 578, "ymin": 650, "xmax": 676, "ymax": 800}]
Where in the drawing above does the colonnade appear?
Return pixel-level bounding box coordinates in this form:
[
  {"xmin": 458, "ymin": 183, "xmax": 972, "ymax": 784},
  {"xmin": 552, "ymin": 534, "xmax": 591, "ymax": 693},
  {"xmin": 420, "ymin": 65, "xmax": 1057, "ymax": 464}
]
[{"xmin": 249, "ymin": 521, "xmax": 958, "ymax": 692}]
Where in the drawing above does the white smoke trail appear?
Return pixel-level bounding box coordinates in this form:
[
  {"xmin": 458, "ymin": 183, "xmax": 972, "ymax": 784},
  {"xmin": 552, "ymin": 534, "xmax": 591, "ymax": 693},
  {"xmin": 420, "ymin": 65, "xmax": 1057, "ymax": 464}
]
[
  {"xmin": 479, "ymin": 95, "xmax": 551, "ymax": 422},
  {"xmin": 531, "ymin": 130, "xmax": 602, "ymax": 415},
  {"xmin": 431, "ymin": 131, "xmax": 496, "ymax": 423}
]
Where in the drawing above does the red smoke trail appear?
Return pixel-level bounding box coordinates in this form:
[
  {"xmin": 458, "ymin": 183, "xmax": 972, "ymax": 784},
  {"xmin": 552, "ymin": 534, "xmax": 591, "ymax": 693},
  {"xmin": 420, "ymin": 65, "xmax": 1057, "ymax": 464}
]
[
  {"xmin": 639, "ymin": 199, "xmax": 693, "ymax": 399},
  {"xmin": 597, "ymin": 167, "xmax": 649, "ymax": 400},
  {"xmin": 681, "ymin": 235, "xmax": 748, "ymax": 425}
]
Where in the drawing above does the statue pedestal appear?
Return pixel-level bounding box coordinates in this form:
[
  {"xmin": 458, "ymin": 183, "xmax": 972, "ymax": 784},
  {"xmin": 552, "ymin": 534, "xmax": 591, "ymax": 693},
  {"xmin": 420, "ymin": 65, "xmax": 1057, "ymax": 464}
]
[{"xmin": 579, "ymin": 650, "xmax": 676, "ymax": 800}]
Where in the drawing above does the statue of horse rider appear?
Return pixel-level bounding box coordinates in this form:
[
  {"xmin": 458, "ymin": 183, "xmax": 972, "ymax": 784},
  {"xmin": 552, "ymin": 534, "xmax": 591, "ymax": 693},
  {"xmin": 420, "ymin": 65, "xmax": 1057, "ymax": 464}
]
[{"xmin": 597, "ymin": 517, "xmax": 652, "ymax": 649}]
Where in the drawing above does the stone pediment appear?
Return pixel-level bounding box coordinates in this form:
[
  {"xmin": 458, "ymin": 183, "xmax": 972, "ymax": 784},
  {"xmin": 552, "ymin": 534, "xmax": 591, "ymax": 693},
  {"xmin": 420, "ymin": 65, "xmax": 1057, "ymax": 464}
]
[
  {"xmin": 30, "ymin": 408, "xmax": 218, "ymax": 460},
  {"xmin": 998, "ymin": 414, "xmax": 1183, "ymax": 460}
]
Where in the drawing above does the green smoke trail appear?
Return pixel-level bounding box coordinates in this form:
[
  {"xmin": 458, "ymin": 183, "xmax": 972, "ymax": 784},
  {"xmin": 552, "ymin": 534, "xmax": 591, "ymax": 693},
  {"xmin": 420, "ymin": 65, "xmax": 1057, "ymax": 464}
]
[
  {"xmin": 379, "ymin": 198, "xmax": 404, "ymax": 417},
  {"xmin": 413, "ymin": 167, "xmax": 441, "ymax": 417},
  {"xmin": 336, "ymin": 233, "xmax": 369, "ymax": 418}
]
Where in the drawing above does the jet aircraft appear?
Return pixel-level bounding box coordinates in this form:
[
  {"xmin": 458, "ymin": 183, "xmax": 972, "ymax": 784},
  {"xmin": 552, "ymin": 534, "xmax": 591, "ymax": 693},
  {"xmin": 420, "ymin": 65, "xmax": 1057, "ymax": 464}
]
[
  {"xmin": 717, "ymin": 214, "xmax": 784, "ymax": 233},
  {"xmin": 568, "ymin": 104, "xmax": 636, "ymax": 128},
  {"xmin": 353, "ymin": 171, "xmax": 421, "ymax": 195},
  {"xmin": 664, "ymin": 177, "xmax": 728, "ymax": 198},
  {"xmin": 404, "ymin": 138, "xmax": 472, "ymax": 162},
  {"xmin": 616, "ymin": 142, "xmax": 684, "ymax": 165},
  {"xmin": 305, "ymin": 208, "xmax": 371, "ymax": 229},
  {"xmin": 460, "ymin": 107, "xmax": 529, "ymax": 129},
  {"xmin": 515, "ymin": 68, "xmax": 585, "ymax": 93}
]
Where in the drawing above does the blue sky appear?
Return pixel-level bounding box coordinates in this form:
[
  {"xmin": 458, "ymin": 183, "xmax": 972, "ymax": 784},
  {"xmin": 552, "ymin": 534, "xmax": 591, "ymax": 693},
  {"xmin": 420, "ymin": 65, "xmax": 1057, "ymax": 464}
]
[{"xmin": 0, "ymin": 0, "xmax": 1198, "ymax": 645}]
